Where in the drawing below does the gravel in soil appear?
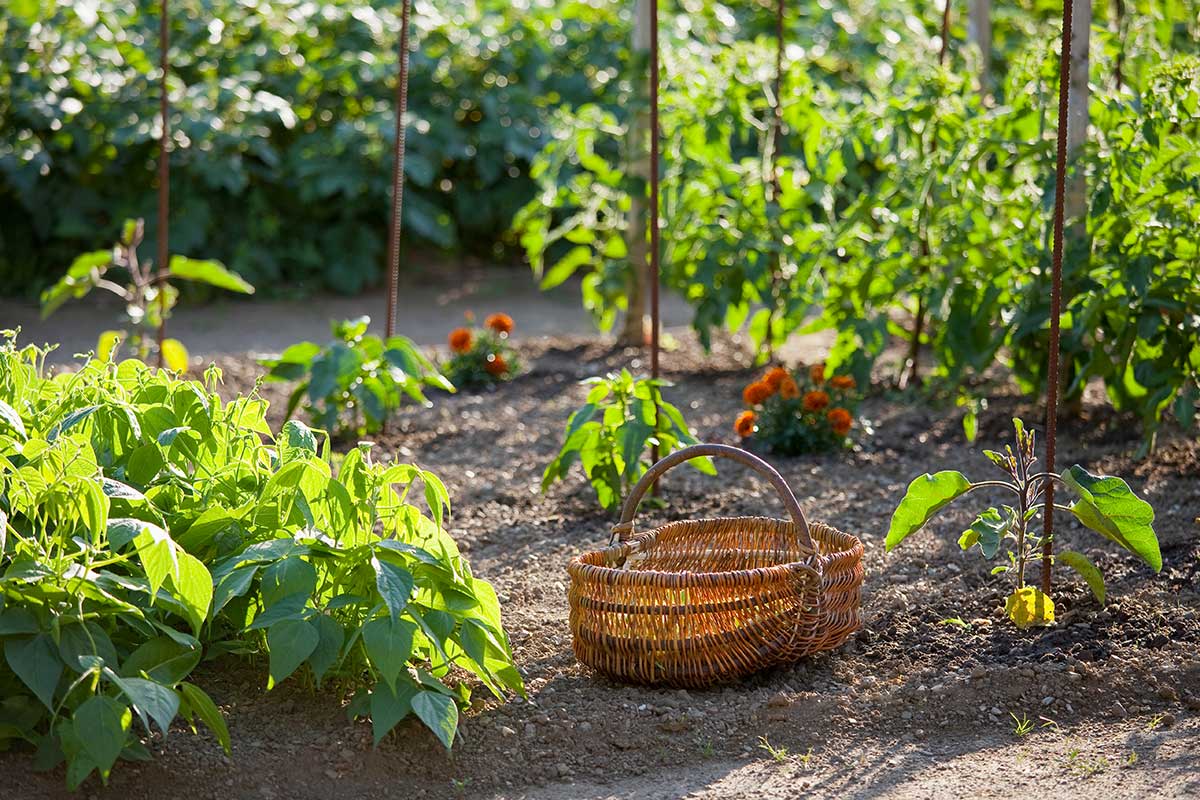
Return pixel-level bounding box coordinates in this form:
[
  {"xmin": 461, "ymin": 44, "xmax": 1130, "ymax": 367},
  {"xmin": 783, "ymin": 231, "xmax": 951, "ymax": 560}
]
[{"xmin": 4, "ymin": 333, "xmax": 1198, "ymax": 799}]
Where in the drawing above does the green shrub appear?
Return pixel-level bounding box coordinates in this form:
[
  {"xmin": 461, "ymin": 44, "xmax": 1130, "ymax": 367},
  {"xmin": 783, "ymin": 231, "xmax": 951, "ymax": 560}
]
[{"xmin": 0, "ymin": 333, "xmax": 522, "ymax": 789}]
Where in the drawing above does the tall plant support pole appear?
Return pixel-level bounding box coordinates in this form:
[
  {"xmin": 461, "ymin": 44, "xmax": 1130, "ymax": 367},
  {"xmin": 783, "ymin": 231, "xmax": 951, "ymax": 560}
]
[
  {"xmin": 620, "ymin": 0, "xmax": 652, "ymax": 347},
  {"xmin": 968, "ymin": 0, "xmax": 991, "ymax": 92},
  {"xmin": 648, "ymin": 0, "xmax": 661, "ymax": 468},
  {"xmin": 155, "ymin": 0, "xmax": 170, "ymax": 368},
  {"xmin": 1041, "ymin": 0, "xmax": 1076, "ymax": 595},
  {"xmin": 385, "ymin": 0, "xmax": 413, "ymax": 339},
  {"xmin": 763, "ymin": 0, "xmax": 785, "ymax": 363}
]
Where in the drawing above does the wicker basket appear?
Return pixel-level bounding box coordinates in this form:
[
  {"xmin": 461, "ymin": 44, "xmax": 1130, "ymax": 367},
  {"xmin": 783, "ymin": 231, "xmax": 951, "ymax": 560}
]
[{"xmin": 567, "ymin": 443, "xmax": 863, "ymax": 688}]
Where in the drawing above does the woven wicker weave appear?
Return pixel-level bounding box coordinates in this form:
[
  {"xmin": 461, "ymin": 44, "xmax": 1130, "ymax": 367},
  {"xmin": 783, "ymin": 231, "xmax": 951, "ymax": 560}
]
[{"xmin": 567, "ymin": 444, "xmax": 863, "ymax": 688}]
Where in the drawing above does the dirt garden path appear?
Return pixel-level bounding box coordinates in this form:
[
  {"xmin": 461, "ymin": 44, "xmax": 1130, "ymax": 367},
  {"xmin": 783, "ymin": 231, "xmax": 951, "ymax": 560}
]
[{"xmin": 2, "ymin": 310, "xmax": 1197, "ymax": 798}]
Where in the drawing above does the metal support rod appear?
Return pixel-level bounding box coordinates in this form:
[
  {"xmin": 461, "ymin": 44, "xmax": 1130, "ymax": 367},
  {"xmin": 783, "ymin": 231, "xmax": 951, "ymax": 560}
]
[
  {"xmin": 1042, "ymin": 0, "xmax": 1075, "ymax": 594},
  {"xmin": 649, "ymin": 0, "xmax": 661, "ymax": 468},
  {"xmin": 155, "ymin": 0, "xmax": 170, "ymax": 367},
  {"xmin": 385, "ymin": 0, "xmax": 413, "ymax": 339}
]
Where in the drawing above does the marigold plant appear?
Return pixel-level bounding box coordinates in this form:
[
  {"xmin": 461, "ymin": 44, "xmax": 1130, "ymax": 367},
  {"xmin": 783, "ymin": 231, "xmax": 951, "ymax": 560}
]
[
  {"xmin": 443, "ymin": 313, "xmax": 521, "ymax": 389},
  {"xmin": 736, "ymin": 363, "xmax": 860, "ymax": 455}
]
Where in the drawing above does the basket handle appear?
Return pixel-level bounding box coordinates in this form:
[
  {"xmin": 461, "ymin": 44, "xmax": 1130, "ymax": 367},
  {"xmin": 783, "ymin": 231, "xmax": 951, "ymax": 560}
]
[{"xmin": 612, "ymin": 443, "xmax": 813, "ymax": 549}]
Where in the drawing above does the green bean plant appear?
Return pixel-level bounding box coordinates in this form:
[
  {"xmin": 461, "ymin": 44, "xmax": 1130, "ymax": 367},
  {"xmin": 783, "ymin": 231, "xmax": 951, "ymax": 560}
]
[
  {"xmin": 39, "ymin": 219, "xmax": 255, "ymax": 371},
  {"xmin": 261, "ymin": 317, "xmax": 453, "ymax": 437},
  {"xmin": 542, "ymin": 370, "xmax": 714, "ymax": 512},
  {"xmin": 885, "ymin": 418, "xmax": 1161, "ymax": 627},
  {"xmin": 0, "ymin": 333, "xmax": 521, "ymax": 789}
]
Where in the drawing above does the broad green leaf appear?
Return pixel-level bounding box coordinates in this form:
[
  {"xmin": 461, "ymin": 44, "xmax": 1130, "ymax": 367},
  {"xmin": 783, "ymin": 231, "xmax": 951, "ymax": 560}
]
[
  {"xmin": 885, "ymin": 471, "xmax": 972, "ymax": 551},
  {"xmin": 1058, "ymin": 550, "xmax": 1106, "ymax": 604},
  {"xmin": 369, "ymin": 678, "xmax": 418, "ymax": 746},
  {"xmin": 5, "ymin": 634, "xmax": 64, "ymax": 709},
  {"xmin": 307, "ymin": 615, "xmax": 345, "ymax": 686},
  {"xmin": 1061, "ymin": 465, "xmax": 1161, "ymax": 571},
  {"xmin": 411, "ymin": 690, "xmax": 458, "ymax": 749},
  {"xmin": 266, "ymin": 618, "xmax": 319, "ymax": 688},
  {"xmin": 362, "ymin": 617, "xmax": 416, "ymax": 690},
  {"xmin": 260, "ymin": 557, "xmax": 317, "ymax": 607},
  {"xmin": 372, "ymin": 556, "xmax": 415, "ymax": 620},
  {"xmin": 179, "ymin": 683, "xmax": 231, "ymax": 755},
  {"xmin": 169, "ymin": 552, "xmax": 213, "ymax": 633},
  {"xmin": 73, "ymin": 695, "xmax": 131, "ymax": 777},
  {"xmin": 169, "ymin": 256, "xmax": 255, "ymax": 294},
  {"xmin": 120, "ymin": 637, "xmax": 201, "ymax": 685},
  {"xmin": 105, "ymin": 671, "xmax": 180, "ymax": 737}
]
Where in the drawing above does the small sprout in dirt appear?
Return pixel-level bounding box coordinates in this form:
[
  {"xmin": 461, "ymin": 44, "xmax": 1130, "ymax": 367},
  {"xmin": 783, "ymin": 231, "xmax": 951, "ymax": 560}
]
[
  {"xmin": 796, "ymin": 747, "xmax": 815, "ymax": 770},
  {"xmin": 938, "ymin": 617, "xmax": 972, "ymax": 630},
  {"xmin": 757, "ymin": 736, "xmax": 790, "ymax": 764},
  {"xmin": 261, "ymin": 317, "xmax": 454, "ymax": 437},
  {"xmin": 451, "ymin": 777, "xmax": 472, "ymax": 794},
  {"xmin": 736, "ymin": 363, "xmax": 861, "ymax": 455},
  {"xmin": 1124, "ymin": 751, "xmax": 1139, "ymax": 768},
  {"xmin": 1065, "ymin": 750, "xmax": 1109, "ymax": 777},
  {"xmin": 1011, "ymin": 713, "xmax": 1035, "ymax": 737},
  {"xmin": 1145, "ymin": 712, "xmax": 1169, "ymax": 731},
  {"xmin": 886, "ymin": 418, "xmax": 1161, "ymax": 627},
  {"xmin": 443, "ymin": 312, "xmax": 521, "ymax": 389},
  {"xmin": 41, "ymin": 218, "xmax": 255, "ymax": 371},
  {"xmin": 542, "ymin": 369, "xmax": 713, "ymax": 512},
  {"xmin": 700, "ymin": 739, "xmax": 715, "ymax": 759}
]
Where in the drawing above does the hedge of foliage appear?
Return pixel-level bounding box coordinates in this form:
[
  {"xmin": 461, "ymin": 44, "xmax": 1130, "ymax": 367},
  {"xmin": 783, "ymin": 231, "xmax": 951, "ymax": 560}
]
[{"xmin": 0, "ymin": 0, "xmax": 627, "ymax": 296}]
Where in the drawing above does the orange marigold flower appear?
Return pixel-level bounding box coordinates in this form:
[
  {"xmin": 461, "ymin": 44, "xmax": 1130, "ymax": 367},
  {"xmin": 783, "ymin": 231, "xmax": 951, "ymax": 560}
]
[
  {"xmin": 742, "ymin": 381, "xmax": 773, "ymax": 406},
  {"xmin": 809, "ymin": 363, "xmax": 826, "ymax": 384},
  {"xmin": 734, "ymin": 410, "xmax": 757, "ymax": 438},
  {"xmin": 827, "ymin": 407, "xmax": 853, "ymax": 436},
  {"xmin": 485, "ymin": 313, "xmax": 514, "ymax": 335},
  {"xmin": 449, "ymin": 328, "xmax": 473, "ymax": 353},
  {"xmin": 763, "ymin": 366, "xmax": 789, "ymax": 391},
  {"xmin": 830, "ymin": 375, "xmax": 856, "ymax": 391},
  {"xmin": 485, "ymin": 354, "xmax": 508, "ymax": 376},
  {"xmin": 803, "ymin": 390, "xmax": 830, "ymax": 412},
  {"xmin": 779, "ymin": 376, "xmax": 800, "ymax": 399}
]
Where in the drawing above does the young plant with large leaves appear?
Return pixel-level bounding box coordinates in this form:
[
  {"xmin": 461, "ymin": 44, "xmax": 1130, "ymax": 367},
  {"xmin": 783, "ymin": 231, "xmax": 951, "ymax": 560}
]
[
  {"xmin": 542, "ymin": 370, "xmax": 714, "ymax": 512},
  {"xmin": 885, "ymin": 418, "xmax": 1161, "ymax": 628},
  {"xmin": 261, "ymin": 317, "xmax": 454, "ymax": 438}
]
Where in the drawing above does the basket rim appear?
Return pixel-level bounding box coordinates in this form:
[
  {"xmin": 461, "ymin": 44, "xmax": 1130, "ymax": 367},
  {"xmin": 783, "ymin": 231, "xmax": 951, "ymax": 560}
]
[{"xmin": 568, "ymin": 515, "xmax": 861, "ymax": 586}]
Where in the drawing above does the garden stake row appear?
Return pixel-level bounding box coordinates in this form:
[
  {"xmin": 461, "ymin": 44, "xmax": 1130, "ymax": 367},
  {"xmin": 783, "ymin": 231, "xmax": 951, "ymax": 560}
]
[
  {"xmin": 155, "ymin": 0, "xmax": 170, "ymax": 369},
  {"xmin": 1041, "ymin": 0, "xmax": 1075, "ymax": 595},
  {"xmin": 385, "ymin": 0, "xmax": 413, "ymax": 340}
]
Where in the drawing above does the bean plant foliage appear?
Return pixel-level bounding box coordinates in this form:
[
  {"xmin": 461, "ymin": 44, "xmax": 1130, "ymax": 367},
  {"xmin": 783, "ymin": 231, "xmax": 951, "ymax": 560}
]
[
  {"xmin": 260, "ymin": 317, "xmax": 454, "ymax": 438},
  {"xmin": 543, "ymin": 370, "xmax": 714, "ymax": 512},
  {"xmin": 885, "ymin": 418, "xmax": 1161, "ymax": 628},
  {"xmin": 0, "ymin": 332, "xmax": 522, "ymax": 789}
]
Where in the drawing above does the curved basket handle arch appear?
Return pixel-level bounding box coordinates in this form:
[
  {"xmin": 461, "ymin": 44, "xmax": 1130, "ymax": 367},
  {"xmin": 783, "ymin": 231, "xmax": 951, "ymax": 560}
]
[{"xmin": 612, "ymin": 443, "xmax": 813, "ymax": 550}]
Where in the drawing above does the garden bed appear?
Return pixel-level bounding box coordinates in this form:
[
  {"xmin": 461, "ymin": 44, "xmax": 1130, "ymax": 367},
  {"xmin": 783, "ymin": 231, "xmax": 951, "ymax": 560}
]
[{"xmin": 4, "ymin": 334, "xmax": 1198, "ymax": 799}]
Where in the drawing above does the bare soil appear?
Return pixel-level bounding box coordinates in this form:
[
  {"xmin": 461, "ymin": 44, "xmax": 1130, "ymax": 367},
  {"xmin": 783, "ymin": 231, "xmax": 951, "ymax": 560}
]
[{"xmin": 3, "ymin": 333, "xmax": 1198, "ymax": 799}]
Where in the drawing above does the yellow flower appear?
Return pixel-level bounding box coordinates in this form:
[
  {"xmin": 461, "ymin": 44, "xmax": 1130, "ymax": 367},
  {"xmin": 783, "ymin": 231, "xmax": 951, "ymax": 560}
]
[{"xmin": 1005, "ymin": 587, "xmax": 1056, "ymax": 629}]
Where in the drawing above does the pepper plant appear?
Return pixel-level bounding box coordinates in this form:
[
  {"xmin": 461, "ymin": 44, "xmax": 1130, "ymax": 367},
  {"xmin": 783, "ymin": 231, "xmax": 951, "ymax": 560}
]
[
  {"xmin": 542, "ymin": 370, "xmax": 714, "ymax": 512},
  {"xmin": 39, "ymin": 219, "xmax": 255, "ymax": 371},
  {"xmin": 885, "ymin": 418, "xmax": 1161, "ymax": 627},
  {"xmin": 261, "ymin": 317, "xmax": 453, "ymax": 437}
]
